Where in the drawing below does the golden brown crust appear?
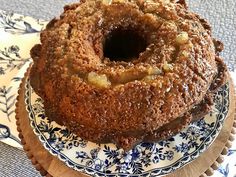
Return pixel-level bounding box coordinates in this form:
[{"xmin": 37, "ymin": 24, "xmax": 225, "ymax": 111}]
[
  {"xmin": 30, "ymin": 0, "xmax": 227, "ymax": 150},
  {"xmin": 210, "ymin": 56, "xmax": 228, "ymax": 92}
]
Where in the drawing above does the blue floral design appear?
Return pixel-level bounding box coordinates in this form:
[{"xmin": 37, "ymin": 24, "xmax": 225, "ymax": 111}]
[
  {"xmin": 174, "ymin": 142, "xmax": 189, "ymax": 154},
  {"xmin": 0, "ymin": 10, "xmax": 44, "ymax": 34},
  {"xmin": 0, "ymin": 86, "xmax": 15, "ymax": 122},
  {"xmin": 76, "ymin": 147, "xmax": 105, "ymax": 172},
  {"xmin": 218, "ymin": 163, "xmax": 230, "ymax": 177},
  {"xmin": 0, "ymin": 124, "xmax": 21, "ymax": 144},
  {"xmin": 11, "ymin": 77, "xmax": 22, "ymax": 82},
  {"xmin": 0, "ymin": 45, "xmax": 30, "ymax": 75},
  {"xmin": 227, "ymin": 149, "xmax": 236, "ymax": 156},
  {"xmin": 216, "ymin": 148, "xmax": 236, "ymax": 176}
]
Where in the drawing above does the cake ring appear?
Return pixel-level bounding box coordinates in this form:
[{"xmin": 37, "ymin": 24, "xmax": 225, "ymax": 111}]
[{"xmin": 30, "ymin": 0, "xmax": 227, "ymax": 150}]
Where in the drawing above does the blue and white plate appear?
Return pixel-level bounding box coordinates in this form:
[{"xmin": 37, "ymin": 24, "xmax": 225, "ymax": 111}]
[{"xmin": 24, "ymin": 75, "xmax": 229, "ymax": 176}]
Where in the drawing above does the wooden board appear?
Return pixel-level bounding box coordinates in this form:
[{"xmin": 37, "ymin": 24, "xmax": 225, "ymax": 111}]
[{"xmin": 15, "ymin": 69, "xmax": 236, "ymax": 177}]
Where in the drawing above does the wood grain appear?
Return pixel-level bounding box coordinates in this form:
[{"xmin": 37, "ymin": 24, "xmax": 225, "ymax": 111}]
[{"xmin": 16, "ymin": 69, "xmax": 236, "ymax": 177}]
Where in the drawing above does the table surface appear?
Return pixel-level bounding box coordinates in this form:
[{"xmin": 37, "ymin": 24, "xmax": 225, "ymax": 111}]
[{"xmin": 0, "ymin": 0, "xmax": 235, "ymax": 177}]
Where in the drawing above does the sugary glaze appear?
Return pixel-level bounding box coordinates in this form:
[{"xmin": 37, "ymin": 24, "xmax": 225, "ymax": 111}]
[{"xmin": 30, "ymin": 0, "xmax": 227, "ymax": 150}]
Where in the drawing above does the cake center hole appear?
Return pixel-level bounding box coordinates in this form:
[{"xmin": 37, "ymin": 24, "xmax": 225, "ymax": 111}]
[{"xmin": 104, "ymin": 28, "xmax": 147, "ymax": 62}]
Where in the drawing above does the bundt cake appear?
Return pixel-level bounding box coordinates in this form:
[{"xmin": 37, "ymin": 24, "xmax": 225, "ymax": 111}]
[{"xmin": 30, "ymin": 0, "xmax": 228, "ymax": 151}]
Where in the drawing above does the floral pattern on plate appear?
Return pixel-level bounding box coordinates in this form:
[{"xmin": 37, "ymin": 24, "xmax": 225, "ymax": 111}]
[{"xmin": 25, "ymin": 77, "xmax": 229, "ymax": 176}]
